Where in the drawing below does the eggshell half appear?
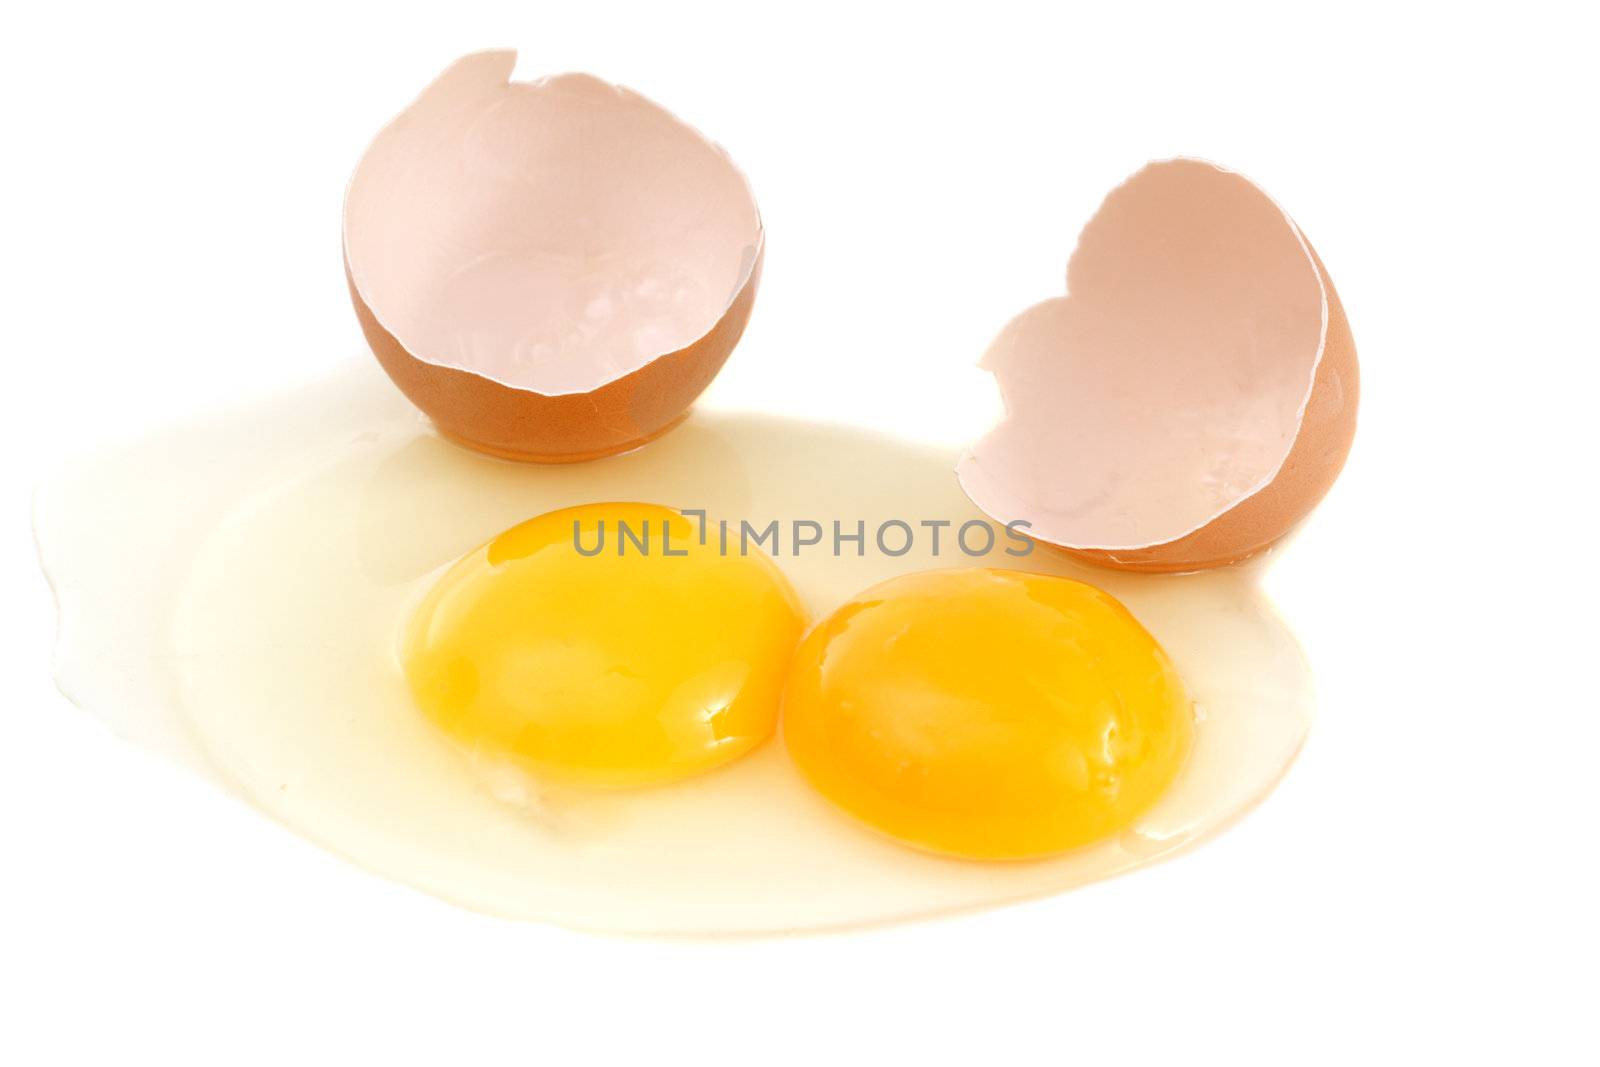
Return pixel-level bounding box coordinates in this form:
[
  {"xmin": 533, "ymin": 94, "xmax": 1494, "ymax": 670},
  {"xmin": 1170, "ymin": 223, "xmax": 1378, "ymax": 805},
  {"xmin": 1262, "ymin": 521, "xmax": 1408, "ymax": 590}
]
[
  {"xmin": 344, "ymin": 51, "xmax": 763, "ymax": 462},
  {"xmin": 956, "ymin": 159, "xmax": 1358, "ymax": 572}
]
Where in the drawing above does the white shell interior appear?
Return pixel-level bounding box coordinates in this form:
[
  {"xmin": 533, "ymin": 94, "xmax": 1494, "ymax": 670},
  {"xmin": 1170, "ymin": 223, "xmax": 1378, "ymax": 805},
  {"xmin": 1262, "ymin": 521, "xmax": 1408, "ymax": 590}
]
[
  {"xmin": 957, "ymin": 159, "xmax": 1328, "ymax": 550},
  {"xmin": 344, "ymin": 51, "xmax": 762, "ymax": 395}
]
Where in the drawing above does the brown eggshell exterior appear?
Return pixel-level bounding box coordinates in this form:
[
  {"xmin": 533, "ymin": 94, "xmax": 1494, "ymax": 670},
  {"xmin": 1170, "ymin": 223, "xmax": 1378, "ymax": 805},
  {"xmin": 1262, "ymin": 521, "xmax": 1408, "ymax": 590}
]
[
  {"xmin": 1055, "ymin": 247, "xmax": 1358, "ymax": 573},
  {"xmin": 347, "ymin": 251, "xmax": 762, "ymax": 463}
]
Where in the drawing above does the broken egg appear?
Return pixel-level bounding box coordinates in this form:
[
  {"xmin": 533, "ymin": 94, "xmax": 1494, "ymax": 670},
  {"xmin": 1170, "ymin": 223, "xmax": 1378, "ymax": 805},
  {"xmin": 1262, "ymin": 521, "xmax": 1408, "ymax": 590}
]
[
  {"xmin": 34, "ymin": 77, "xmax": 1348, "ymax": 935},
  {"xmin": 784, "ymin": 568, "xmax": 1196, "ymax": 861},
  {"xmin": 36, "ymin": 362, "xmax": 1314, "ymax": 935},
  {"xmin": 405, "ymin": 502, "xmax": 806, "ymax": 789},
  {"xmin": 957, "ymin": 159, "xmax": 1359, "ymax": 572},
  {"xmin": 344, "ymin": 51, "xmax": 763, "ymax": 461}
]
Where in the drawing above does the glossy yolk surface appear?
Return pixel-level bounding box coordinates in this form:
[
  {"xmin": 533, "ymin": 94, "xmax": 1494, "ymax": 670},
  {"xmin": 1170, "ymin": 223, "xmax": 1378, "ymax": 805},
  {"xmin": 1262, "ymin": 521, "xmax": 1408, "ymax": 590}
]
[
  {"xmin": 405, "ymin": 503, "xmax": 805, "ymax": 788},
  {"xmin": 783, "ymin": 568, "xmax": 1192, "ymax": 860}
]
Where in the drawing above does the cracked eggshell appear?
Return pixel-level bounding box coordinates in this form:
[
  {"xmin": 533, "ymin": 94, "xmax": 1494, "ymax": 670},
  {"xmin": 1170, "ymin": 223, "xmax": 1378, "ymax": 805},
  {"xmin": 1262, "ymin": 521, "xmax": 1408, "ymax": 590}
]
[
  {"xmin": 344, "ymin": 51, "xmax": 764, "ymax": 462},
  {"xmin": 957, "ymin": 159, "xmax": 1358, "ymax": 573}
]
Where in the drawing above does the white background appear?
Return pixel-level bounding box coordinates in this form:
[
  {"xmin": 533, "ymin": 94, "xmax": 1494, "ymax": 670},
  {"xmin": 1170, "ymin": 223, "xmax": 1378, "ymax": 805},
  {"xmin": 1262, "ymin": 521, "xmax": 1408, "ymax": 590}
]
[{"xmin": 3, "ymin": 2, "xmax": 1596, "ymax": 1062}]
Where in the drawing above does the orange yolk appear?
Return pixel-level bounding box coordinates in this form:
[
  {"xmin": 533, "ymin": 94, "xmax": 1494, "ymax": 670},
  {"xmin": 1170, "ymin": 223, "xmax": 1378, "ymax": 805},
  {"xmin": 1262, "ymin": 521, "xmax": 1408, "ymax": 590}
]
[
  {"xmin": 782, "ymin": 568, "xmax": 1193, "ymax": 860},
  {"xmin": 404, "ymin": 503, "xmax": 805, "ymax": 788}
]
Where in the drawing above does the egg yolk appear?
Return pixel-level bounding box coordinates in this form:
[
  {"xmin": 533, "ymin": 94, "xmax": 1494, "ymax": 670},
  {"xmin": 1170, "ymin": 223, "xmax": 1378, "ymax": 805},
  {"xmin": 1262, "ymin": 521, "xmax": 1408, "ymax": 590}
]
[
  {"xmin": 404, "ymin": 503, "xmax": 805, "ymax": 788},
  {"xmin": 783, "ymin": 568, "xmax": 1193, "ymax": 860}
]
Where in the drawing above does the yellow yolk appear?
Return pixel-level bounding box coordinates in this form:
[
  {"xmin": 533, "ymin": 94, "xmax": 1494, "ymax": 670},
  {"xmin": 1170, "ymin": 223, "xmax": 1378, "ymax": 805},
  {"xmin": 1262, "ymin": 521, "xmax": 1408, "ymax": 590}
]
[
  {"xmin": 404, "ymin": 503, "xmax": 805, "ymax": 788},
  {"xmin": 783, "ymin": 568, "xmax": 1193, "ymax": 860}
]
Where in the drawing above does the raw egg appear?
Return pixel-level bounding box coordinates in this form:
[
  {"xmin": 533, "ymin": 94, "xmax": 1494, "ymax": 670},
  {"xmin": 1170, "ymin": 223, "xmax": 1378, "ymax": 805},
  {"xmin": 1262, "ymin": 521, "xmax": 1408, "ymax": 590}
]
[
  {"xmin": 37, "ymin": 362, "xmax": 1314, "ymax": 935},
  {"xmin": 784, "ymin": 569, "xmax": 1193, "ymax": 861},
  {"xmin": 404, "ymin": 502, "xmax": 804, "ymax": 788}
]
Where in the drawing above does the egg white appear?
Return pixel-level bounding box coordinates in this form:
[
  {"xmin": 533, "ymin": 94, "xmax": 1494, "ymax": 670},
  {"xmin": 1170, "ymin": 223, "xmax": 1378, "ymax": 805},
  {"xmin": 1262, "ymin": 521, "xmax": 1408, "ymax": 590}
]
[{"xmin": 37, "ymin": 361, "xmax": 1312, "ymax": 935}]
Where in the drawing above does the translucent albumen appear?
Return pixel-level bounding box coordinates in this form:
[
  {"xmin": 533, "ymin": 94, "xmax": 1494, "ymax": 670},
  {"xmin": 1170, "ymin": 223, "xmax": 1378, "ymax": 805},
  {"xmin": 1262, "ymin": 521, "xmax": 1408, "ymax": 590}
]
[{"xmin": 37, "ymin": 362, "xmax": 1312, "ymax": 935}]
